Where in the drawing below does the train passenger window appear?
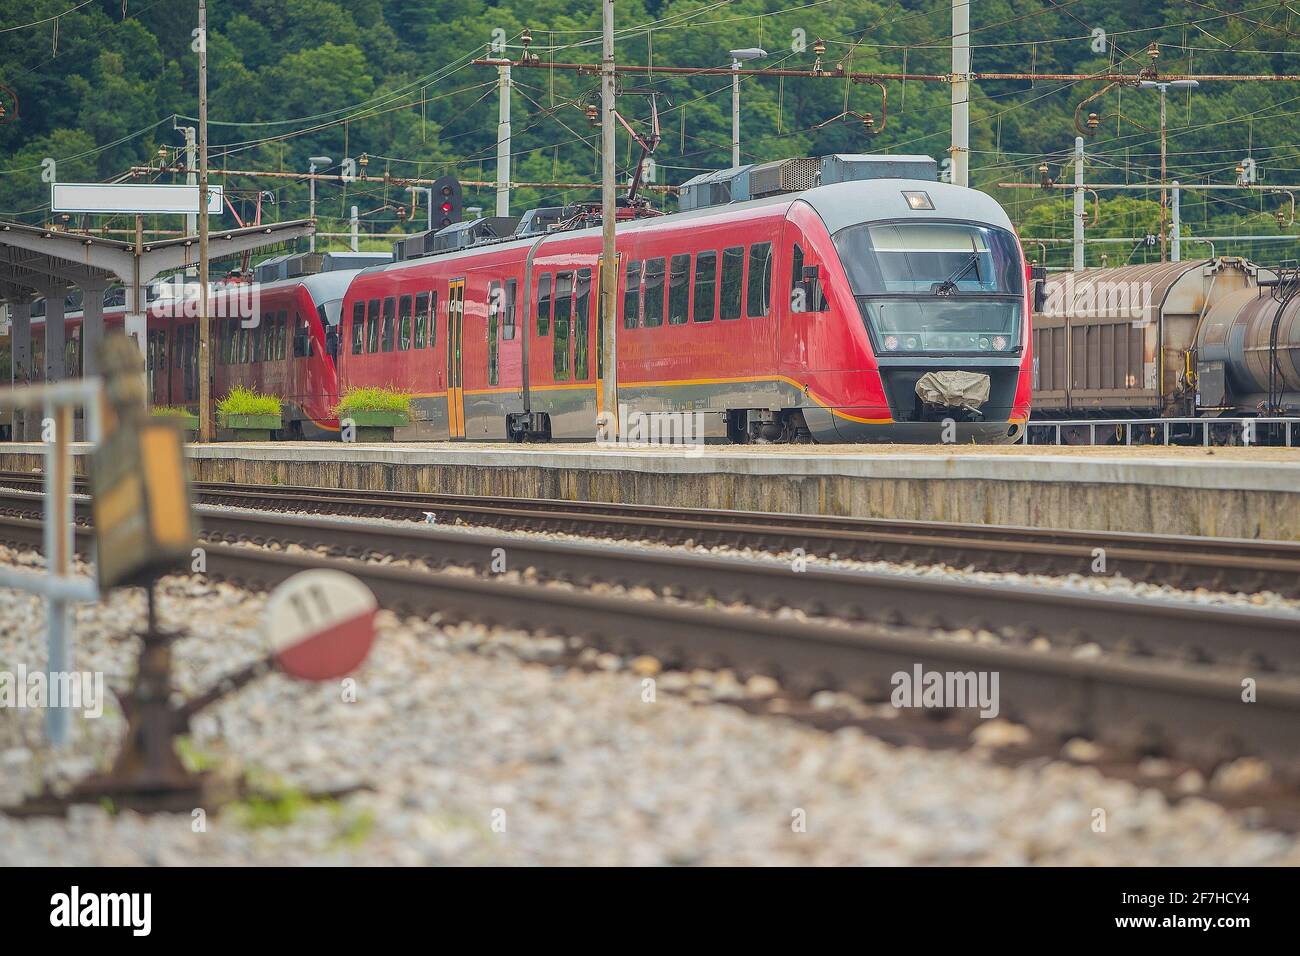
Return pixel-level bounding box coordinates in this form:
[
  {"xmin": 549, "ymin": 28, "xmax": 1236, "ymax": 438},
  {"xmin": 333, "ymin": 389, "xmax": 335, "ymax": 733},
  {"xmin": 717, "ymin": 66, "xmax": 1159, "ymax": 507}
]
[
  {"xmin": 553, "ymin": 271, "xmax": 573, "ymax": 381},
  {"xmin": 251, "ymin": 322, "xmax": 263, "ymax": 363},
  {"xmin": 643, "ymin": 258, "xmax": 665, "ymax": 328},
  {"xmin": 623, "ymin": 260, "xmax": 642, "ymax": 329},
  {"xmin": 536, "ymin": 273, "xmax": 552, "ymax": 336},
  {"xmin": 693, "ymin": 251, "xmax": 717, "ymax": 323},
  {"xmin": 381, "ymin": 297, "xmax": 396, "ymax": 352},
  {"xmin": 574, "ymin": 268, "xmax": 591, "ymax": 381},
  {"xmin": 429, "ymin": 290, "xmax": 438, "ymax": 347},
  {"xmin": 503, "ymin": 279, "xmax": 517, "ymax": 341},
  {"xmin": 351, "ymin": 302, "xmax": 365, "ymax": 354},
  {"xmin": 668, "ymin": 254, "xmax": 690, "ymax": 325},
  {"xmin": 278, "ymin": 311, "xmax": 291, "ymax": 359},
  {"xmin": 278, "ymin": 314, "xmax": 288, "ymax": 360},
  {"xmin": 292, "ymin": 312, "xmax": 311, "ymax": 358},
  {"xmin": 720, "ymin": 246, "xmax": 744, "ymax": 320},
  {"xmin": 747, "ymin": 243, "xmax": 773, "ymax": 317},
  {"xmin": 488, "ymin": 281, "xmax": 501, "ymax": 387},
  {"xmin": 414, "ymin": 293, "xmax": 429, "ymax": 349},
  {"xmin": 398, "ymin": 294, "xmax": 413, "ymax": 351},
  {"xmin": 366, "ymin": 298, "xmax": 380, "ymax": 353}
]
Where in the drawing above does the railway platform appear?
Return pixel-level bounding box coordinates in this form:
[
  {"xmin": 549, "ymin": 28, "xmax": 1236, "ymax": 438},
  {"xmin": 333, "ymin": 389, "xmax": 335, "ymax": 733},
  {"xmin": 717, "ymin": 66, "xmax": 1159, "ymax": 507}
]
[{"xmin": 3, "ymin": 440, "xmax": 1299, "ymax": 540}]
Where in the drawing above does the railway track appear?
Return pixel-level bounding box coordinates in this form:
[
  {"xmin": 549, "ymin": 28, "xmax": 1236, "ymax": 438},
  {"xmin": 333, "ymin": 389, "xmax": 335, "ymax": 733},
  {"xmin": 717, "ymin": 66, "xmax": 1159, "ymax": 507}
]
[
  {"xmin": 3, "ymin": 471, "xmax": 1300, "ymax": 598},
  {"xmin": 2, "ymin": 507, "xmax": 1300, "ymax": 781}
]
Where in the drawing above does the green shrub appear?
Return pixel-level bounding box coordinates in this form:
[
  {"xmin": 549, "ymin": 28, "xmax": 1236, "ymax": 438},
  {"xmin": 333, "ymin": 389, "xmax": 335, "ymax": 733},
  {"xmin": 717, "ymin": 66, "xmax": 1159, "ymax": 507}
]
[
  {"xmin": 151, "ymin": 405, "xmax": 194, "ymax": 419},
  {"xmin": 218, "ymin": 386, "xmax": 281, "ymax": 417},
  {"xmin": 333, "ymin": 386, "xmax": 412, "ymax": 418}
]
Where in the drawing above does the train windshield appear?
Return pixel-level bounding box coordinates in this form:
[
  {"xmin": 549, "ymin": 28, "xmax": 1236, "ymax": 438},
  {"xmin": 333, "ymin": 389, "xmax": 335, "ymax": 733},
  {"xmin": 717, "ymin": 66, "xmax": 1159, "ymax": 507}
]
[{"xmin": 834, "ymin": 221, "xmax": 1024, "ymax": 353}]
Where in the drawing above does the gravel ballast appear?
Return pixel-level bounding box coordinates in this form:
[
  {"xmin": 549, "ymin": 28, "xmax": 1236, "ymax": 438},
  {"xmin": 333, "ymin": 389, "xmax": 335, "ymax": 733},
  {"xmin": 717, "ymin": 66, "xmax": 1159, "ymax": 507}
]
[{"xmin": 1, "ymin": 547, "xmax": 1297, "ymax": 866}]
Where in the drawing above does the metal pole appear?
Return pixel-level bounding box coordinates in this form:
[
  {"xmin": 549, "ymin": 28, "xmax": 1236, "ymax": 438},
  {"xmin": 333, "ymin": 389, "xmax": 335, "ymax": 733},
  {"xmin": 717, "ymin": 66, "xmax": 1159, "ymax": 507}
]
[
  {"xmin": 308, "ymin": 163, "xmax": 317, "ymax": 253},
  {"xmin": 350, "ymin": 205, "xmax": 359, "ymax": 252},
  {"xmin": 45, "ymin": 402, "xmax": 72, "ymax": 746},
  {"xmin": 497, "ymin": 64, "xmax": 512, "ymax": 217},
  {"xmin": 183, "ymin": 126, "xmax": 197, "ymax": 275},
  {"xmin": 198, "ymin": 0, "xmax": 212, "ymax": 442},
  {"xmin": 731, "ymin": 59, "xmax": 741, "ymax": 168},
  {"xmin": 950, "ymin": 0, "xmax": 971, "ymax": 187},
  {"xmin": 1073, "ymin": 136, "xmax": 1085, "ymax": 270},
  {"xmin": 599, "ymin": 0, "xmax": 618, "ymax": 440},
  {"xmin": 1159, "ymin": 85, "xmax": 1168, "ymax": 262},
  {"xmin": 1171, "ymin": 181, "xmax": 1181, "ymax": 262}
]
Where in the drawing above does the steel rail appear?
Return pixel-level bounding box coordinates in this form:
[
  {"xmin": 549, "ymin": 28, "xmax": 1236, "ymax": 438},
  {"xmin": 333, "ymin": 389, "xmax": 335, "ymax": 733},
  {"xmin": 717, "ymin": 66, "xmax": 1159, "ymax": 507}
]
[
  {"xmin": 2, "ymin": 511, "xmax": 1298, "ymax": 777},
  {"xmin": 2, "ymin": 473, "xmax": 1299, "ymax": 597}
]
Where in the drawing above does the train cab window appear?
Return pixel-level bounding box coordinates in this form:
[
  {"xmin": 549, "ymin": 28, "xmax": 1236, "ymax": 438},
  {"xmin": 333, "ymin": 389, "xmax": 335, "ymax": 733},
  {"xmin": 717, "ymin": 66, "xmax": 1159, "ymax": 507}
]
[
  {"xmin": 429, "ymin": 290, "xmax": 438, "ymax": 347},
  {"xmin": 693, "ymin": 250, "xmax": 717, "ymax": 323},
  {"xmin": 366, "ymin": 298, "xmax": 380, "ymax": 352},
  {"xmin": 643, "ymin": 258, "xmax": 666, "ymax": 328},
  {"xmin": 536, "ymin": 273, "xmax": 552, "ymax": 336},
  {"xmin": 747, "ymin": 243, "xmax": 773, "ymax": 317},
  {"xmin": 503, "ymin": 279, "xmax": 517, "ymax": 341},
  {"xmin": 414, "ymin": 293, "xmax": 429, "ymax": 349},
  {"xmin": 720, "ymin": 246, "xmax": 744, "ymax": 320},
  {"xmin": 351, "ymin": 302, "xmax": 365, "ymax": 354},
  {"xmin": 574, "ymin": 268, "xmax": 591, "ymax": 381},
  {"xmin": 553, "ymin": 271, "xmax": 573, "ymax": 381},
  {"xmin": 488, "ymin": 281, "xmax": 501, "ymax": 386},
  {"xmin": 789, "ymin": 242, "xmax": 827, "ymax": 313},
  {"xmin": 398, "ymin": 294, "xmax": 413, "ymax": 351},
  {"xmin": 668, "ymin": 254, "xmax": 690, "ymax": 325},
  {"xmin": 623, "ymin": 260, "xmax": 642, "ymax": 329},
  {"xmin": 381, "ymin": 297, "xmax": 396, "ymax": 352}
]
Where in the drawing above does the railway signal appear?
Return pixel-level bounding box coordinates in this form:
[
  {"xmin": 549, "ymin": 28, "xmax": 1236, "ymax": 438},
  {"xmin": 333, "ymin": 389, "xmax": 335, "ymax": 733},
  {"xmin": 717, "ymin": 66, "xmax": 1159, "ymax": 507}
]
[
  {"xmin": 432, "ymin": 175, "xmax": 463, "ymax": 229},
  {"xmin": 264, "ymin": 569, "xmax": 378, "ymax": 681}
]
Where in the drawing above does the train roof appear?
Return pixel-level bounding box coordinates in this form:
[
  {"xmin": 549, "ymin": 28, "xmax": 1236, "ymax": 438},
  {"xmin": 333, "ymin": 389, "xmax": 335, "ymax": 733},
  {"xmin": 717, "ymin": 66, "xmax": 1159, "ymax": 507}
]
[{"xmin": 355, "ymin": 178, "xmax": 1017, "ymax": 281}]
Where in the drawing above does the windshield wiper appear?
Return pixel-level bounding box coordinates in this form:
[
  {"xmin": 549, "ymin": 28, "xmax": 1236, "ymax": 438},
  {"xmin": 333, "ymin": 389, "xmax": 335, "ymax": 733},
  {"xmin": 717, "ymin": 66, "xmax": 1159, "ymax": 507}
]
[{"xmin": 931, "ymin": 253, "xmax": 981, "ymax": 297}]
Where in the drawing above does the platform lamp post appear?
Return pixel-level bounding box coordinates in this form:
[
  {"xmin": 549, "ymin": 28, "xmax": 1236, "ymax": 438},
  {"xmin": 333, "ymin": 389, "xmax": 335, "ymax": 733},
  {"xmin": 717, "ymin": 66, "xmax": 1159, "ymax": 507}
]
[
  {"xmin": 307, "ymin": 156, "xmax": 332, "ymax": 252},
  {"xmin": 728, "ymin": 48, "xmax": 766, "ymax": 168},
  {"xmin": 1138, "ymin": 79, "xmax": 1198, "ymax": 263}
]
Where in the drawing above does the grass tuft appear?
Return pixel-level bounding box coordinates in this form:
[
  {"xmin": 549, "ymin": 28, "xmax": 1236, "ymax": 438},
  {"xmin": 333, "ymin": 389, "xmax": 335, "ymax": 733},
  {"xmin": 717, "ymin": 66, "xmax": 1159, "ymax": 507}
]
[
  {"xmin": 218, "ymin": 386, "xmax": 281, "ymax": 417},
  {"xmin": 333, "ymin": 386, "xmax": 411, "ymax": 417}
]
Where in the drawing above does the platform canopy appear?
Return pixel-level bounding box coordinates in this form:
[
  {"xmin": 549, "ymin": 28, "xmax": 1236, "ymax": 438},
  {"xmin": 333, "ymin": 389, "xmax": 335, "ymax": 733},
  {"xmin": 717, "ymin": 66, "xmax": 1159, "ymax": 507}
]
[{"xmin": 0, "ymin": 216, "xmax": 314, "ymax": 439}]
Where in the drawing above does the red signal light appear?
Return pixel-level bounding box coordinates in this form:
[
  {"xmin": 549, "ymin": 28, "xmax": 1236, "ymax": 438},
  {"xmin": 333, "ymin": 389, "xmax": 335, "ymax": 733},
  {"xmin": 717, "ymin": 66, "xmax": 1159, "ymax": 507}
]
[{"xmin": 441, "ymin": 201, "xmax": 453, "ymax": 213}]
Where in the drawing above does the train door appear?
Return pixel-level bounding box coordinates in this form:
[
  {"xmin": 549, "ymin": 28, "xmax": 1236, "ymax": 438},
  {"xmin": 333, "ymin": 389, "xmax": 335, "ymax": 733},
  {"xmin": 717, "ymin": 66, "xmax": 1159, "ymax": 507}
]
[{"xmin": 447, "ymin": 279, "xmax": 466, "ymax": 438}]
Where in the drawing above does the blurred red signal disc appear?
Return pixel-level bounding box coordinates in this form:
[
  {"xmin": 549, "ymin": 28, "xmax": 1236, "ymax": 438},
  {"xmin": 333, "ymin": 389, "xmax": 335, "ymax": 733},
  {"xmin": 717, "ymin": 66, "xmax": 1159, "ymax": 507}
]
[{"xmin": 263, "ymin": 569, "xmax": 378, "ymax": 681}]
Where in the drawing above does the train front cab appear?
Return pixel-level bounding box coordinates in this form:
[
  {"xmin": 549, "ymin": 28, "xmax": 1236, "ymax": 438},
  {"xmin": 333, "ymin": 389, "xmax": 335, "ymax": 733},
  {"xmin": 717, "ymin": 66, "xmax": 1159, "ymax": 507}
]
[{"xmin": 779, "ymin": 181, "xmax": 1032, "ymax": 444}]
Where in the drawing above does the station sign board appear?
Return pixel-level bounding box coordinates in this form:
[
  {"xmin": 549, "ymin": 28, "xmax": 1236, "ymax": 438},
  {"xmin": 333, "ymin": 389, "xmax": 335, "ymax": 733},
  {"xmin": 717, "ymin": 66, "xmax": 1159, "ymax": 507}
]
[{"xmin": 51, "ymin": 182, "xmax": 223, "ymax": 215}]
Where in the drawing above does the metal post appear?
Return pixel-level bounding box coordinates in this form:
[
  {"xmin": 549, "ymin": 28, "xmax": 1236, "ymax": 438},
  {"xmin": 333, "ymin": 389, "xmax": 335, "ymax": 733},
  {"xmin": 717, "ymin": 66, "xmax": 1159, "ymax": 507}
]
[
  {"xmin": 950, "ymin": 0, "xmax": 971, "ymax": 187},
  {"xmin": 1159, "ymin": 85, "xmax": 1168, "ymax": 262},
  {"xmin": 731, "ymin": 58, "xmax": 742, "ymax": 168},
  {"xmin": 497, "ymin": 63, "xmax": 512, "ymax": 216},
  {"xmin": 42, "ymin": 287, "xmax": 66, "ymax": 385},
  {"xmin": 350, "ymin": 205, "xmax": 359, "ymax": 252},
  {"xmin": 1171, "ymin": 181, "xmax": 1181, "ymax": 262},
  {"xmin": 198, "ymin": 0, "xmax": 212, "ymax": 442},
  {"xmin": 308, "ymin": 163, "xmax": 318, "ymax": 254},
  {"xmin": 599, "ymin": 0, "xmax": 618, "ymax": 440},
  {"xmin": 183, "ymin": 125, "xmax": 197, "ymax": 274},
  {"xmin": 1073, "ymin": 136, "xmax": 1085, "ymax": 270},
  {"xmin": 45, "ymin": 402, "xmax": 73, "ymax": 745}
]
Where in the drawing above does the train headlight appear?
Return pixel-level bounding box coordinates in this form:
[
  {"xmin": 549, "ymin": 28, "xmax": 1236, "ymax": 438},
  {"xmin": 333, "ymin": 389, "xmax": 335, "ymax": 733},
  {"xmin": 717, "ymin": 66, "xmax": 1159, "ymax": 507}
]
[
  {"xmin": 884, "ymin": 335, "xmax": 899, "ymax": 351},
  {"xmin": 905, "ymin": 336, "xmax": 919, "ymax": 350},
  {"xmin": 978, "ymin": 336, "xmax": 990, "ymax": 350},
  {"xmin": 992, "ymin": 335, "xmax": 1008, "ymax": 351}
]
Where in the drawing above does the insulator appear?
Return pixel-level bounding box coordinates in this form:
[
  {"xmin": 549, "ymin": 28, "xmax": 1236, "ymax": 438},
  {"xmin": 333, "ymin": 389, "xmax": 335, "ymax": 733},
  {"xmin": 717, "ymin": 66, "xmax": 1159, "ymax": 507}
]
[
  {"xmin": 1278, "ymin": 209, "xmax": 1287, "ymax": 226},
  {"xmin": 521, "ymin": 28, "xmax": 532, "ymax": 50},
  {"xmin": 863, "ymin": 113, "xmax": 875, "ymax": 133},
  {"xmin": 359, "ymin": 153, "xmax": 369, "ymax": 169},
  {"xmin": 1147, "ymin": 42, "xmax": 1160, "ymax": 60},
  {"xmin": 1086, "ymin": 112, "xmax": 1099, "ymax": 131},
  {"xmin": 813, "ymin": 38, "xmax": 826, "ymax": 56},
  {"xmin": 585, "ymin": 103, "xmax": 599, "ymax": 125}
]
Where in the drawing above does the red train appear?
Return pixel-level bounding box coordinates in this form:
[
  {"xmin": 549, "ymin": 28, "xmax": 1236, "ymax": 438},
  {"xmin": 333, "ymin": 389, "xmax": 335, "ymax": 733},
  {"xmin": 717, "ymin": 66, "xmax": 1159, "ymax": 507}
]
[
  {"xmin": 341, "ymin": 155, "xmax": 1033, "ymax": 443},
  {"xmin": 19, "ymin": 154, "xmax": 1034, "ymax": 444}
]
